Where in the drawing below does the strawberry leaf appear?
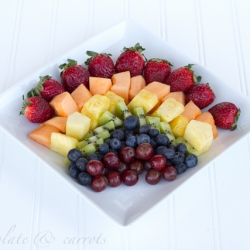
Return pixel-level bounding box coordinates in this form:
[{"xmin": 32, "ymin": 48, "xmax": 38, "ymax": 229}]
[
  {"xmin": 59, "ymin": 59, "xmax": 77, "ymax": 71},
  {"xmin": 231, "ymin": 108, "xmax": 241, "ymax": 131}
]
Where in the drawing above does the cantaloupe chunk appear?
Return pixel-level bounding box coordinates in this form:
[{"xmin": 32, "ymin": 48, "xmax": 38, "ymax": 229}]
[
  {"xmin": 161, "ymin": 91, "xmax": 186, "ymax": 105},
  {"xmin": 29, "ymin": 124, "xmax": 60, "ymax": 148},
  {"xmin": 143, "ymin": 81, "xmax": 170, "ymax": 100},
  {"xmin": 50, "ymin": 92, "xmax": 79, "ymax": 117},
  {"xmin": 180, "ymin": 100, "xmax": 201, "ymax": 121},
  {"xmin": 71, "ymin": 84, "xmax": 92, "ymax": 110},
  {"xmin": 111, "ymin": 71, "xmax": 131, "ymax": 104},
  {"xmin": 43, "ymin": 116, "xmax": 67, "ymax": 133},
  {"xmin": 89, "ymin": 77, "xmax": 112, "ymax": 95},
  {"xmin": 195, "ymin": 111, "xmax": 218, "ymax": 139},
  {"xmin": 129, "ymin": 75, "xmax": 146, "ymax": 101}
]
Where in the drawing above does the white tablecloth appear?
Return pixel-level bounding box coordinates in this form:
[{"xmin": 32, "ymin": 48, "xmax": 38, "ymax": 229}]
[{"xmin": 1, "ymin": 1, "xmax": 250, "ymax": 249}]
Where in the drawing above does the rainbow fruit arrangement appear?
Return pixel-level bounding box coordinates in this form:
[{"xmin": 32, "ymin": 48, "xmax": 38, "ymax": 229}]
[{"xmin": 20, "ymin": 43, "xmax": 241, "ymax": 192}]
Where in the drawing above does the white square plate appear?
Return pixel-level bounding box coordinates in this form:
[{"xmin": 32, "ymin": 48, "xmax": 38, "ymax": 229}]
[{"xmin": 1, "ymin": 20, "xmax": 250, "ymax": 226}]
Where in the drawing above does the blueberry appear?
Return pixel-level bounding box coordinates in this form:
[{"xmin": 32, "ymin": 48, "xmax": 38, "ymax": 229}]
[
  {"xmin": 87, "ymin": 153, "xmax": 99, "ymax": 161},
  {"xmin": 95, "ymin": 152, "xmax": 104, "ymax": 161},
  {"xmin": 124, "ymin": 129, "xmax": 135, "ymax": 139},
  {"xmin": 166, "ymin": 159, "xmax": 174, "ymax": 166},
  {"xmin": 139, "ymin": 124, "xmax": 150, "ymax": 134},
  {"xmin": 76, "ymin": 157, "xmax": 88, "ymax": 171},
  {"xmin": 105, "ymin": 138, "xmax": 111, "ymax": 146},
  {"xmin": 69, "ymin": 165, "xmax": 80, "ymax": 179},
  {"xmin": 67, "ymin": 148, "xmax": 82, "ymax": 162},
  {"xmin": 110, "ymin": 138, "xmax": 122, "ymax": 150},
  {"xmin": 150, "ymin": 137, "xmax": 158, "ymax": 148},
  {"xmin": 184, "ymin": 154, "xmax": 198, "ymax": 168},
  {"xmin": 176, "ymin": 143, "xmax": 187, "ymax": 154},
  {"xmin": 155, "ymin": 134, "xmax": 169, "ymax": 146},
  {"xmin": 118, "ymin": 141, "xmax": 126, "ymax": 151},
  {"xmin": 99, "ymin": 143, "xmax": 110, "ymax": 154},
  {"xmin": 112, "ymin": 129, "xmax": 125, "ymax": 140},
  {"xmin": 68, "ymin": 162, "xmax": 76, "ymax": 170},
  {"xmin": 125, "ymin": 135, "xmax": 137, "ymax": 148},
  {"xmin": 155, "ymin": 145, "xmax": 168, "ymax": 155},
  {"xmin": 168, "ymin": 143, "xmax": 176, "ymax": 151},
  {"xmin": 137, "ymin": 134, "xmax": 150, "ymax": 145},
  {"xmin": 78, "ymin": 172, "xmax": 92, "ymax": 186},
  {"xmin": 172, "ymin": 152, "xmax": 185, "ymax": 165},
  {"xmin": 162, "ymin": 148, "xmax": 175, "ymax": 159},
  {"xmin": 175, "ymin": 163, "xmax": 187, "ymax": 174},
  {"xmin": 123, "ymin": 115, "xmax": 139, "ymax": 130},
  {"xmin": 148, "ymin": 128, "xmax": 159, "ymax": 137},
  {"xmin": 109, "ymin": 149, "xmax": 118, "ymax": 154}
]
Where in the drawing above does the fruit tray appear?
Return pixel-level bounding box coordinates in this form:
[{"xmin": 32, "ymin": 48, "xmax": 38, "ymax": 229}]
[{"xmin": 1, "ymin": 20, "xmax": 250, "ymax": 226}]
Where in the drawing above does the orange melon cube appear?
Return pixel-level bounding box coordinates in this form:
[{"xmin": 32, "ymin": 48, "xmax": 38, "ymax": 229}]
[
  {"xmin": 111, "ymin": 71, "xmax": 131, "ymax": 104},
  {"xmin": 195, "ymin": 111, "xmax": 218, "ymax": 139},
  {"xmin": 71, "ymin": 84, "xmax": 92, "ymax": 110},
  {"xmin": 29, "ymin": 124, "xmax": 60, "ymax": 148},
  {"xmin": 143, "ymin": 81, "xmax": 170, "ymax": 100},
  {"xmin": 129, "ymin": 75, "xmax": 146, "ymax": 101},
  {"xmin": 161, "ymin": 91, "xmax": 185, "ymax": 105},
  {"xmin": 180, "ymin": 100, "xmax": 201, "ymax": 121},
  {"xmin": 89, "ymin": 77, "xmax": 112, "ymax": 95},
  {"xmin": 43, "ymin": 116, "xmax": 67, "ymax": 133},
  {"xmin": 50, "ymin": 92, "xmax": 79, "ymax": 117}
]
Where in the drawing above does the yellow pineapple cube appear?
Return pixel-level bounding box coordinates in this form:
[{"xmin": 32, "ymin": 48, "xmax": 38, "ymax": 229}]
[
  {"xmin": 81, "ymin": 94, "xmax": 110, "ymax": 130},
  {"xmin": 127, "ymin": 89, "xmax": 158, "ymax": 114},
  {"xmin": 183, "ymin": 120, "xmax": 213, "ymax": 155},
  {"xmin": 50, "ymin": 132, "xmax": 78, "ymax": 157},
  {"xmin": 169, "ymin": 116, "xmax": 189, "ymax": 138},
  {"xmin": 66, "ymin": 112, "xmax": 91, "ymax": 141},
  {"xmin": 105, "ymin": 91, "xmax": 124, "ymax": 115},
  {"xmin": 151, "ymin": 98, "xmax": 185, "ymax": 123}
]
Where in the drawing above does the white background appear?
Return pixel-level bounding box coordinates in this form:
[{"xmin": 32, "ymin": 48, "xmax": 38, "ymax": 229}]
[{"xmin": 1, "ymin": 0, "xmax": 250, "ymax": 249}]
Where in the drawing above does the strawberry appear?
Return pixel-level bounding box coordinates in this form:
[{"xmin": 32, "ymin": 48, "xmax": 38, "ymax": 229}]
[
  {"xmin": 115, "ymin": 43, "xmax": 146, "ymax": 77},
  {"xmin": 27, "ymin": 75, "xmax": 65, "ymax": 102},
  {"xmin": 165, "ymin": 64, "xmax": 201, "ymax": 93},
  {"xmin": 85, "ymin": 51, "xmax": 115, "ymax": 78},
  {"xmin": 208, "ymin": 102, "xmax": 240, "ymax": 130},
  {"xmin": 144, "ymin": 58, "xmax": 172, "ymax": 84},
  {"xmin": 20, "ymin": 96, "xmax": 54, "ymax": 123},
  {"xmin": 59, "ymin": 59, "xmax": 90, "ymax": 93},
  {"xmin": 185, "ymin": 83, "xmax": 215, "ymax": 109}
]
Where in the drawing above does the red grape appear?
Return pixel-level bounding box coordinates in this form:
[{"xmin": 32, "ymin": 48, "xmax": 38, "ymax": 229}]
[
  {"xmin": 162, "ymin": 166, "xmax": 177, "ymax": 181},
  {"xmin": 119, "ymin": 147, "xmax": 136, "ymax": 163},
  {"xmin": 122, "ymin": 170, "xmax": 138, "ymax": 186},
  {"xmin": 102, "ymin": 152, "xmax": 120, "ymax": 169},
  {"xmin": 145, "ymin": 169, "xmax": 161, "ymax": 185},
  {"xmin": 107, "ymin": 171, "xmax": 122, "ymax": 187},
  {"xmin": 150, "ymin": 155, "xmax": 166, "ymax": 171},
  {"xmin": 135, "ymin": 143, "xmax": 154, "ymax": 160},
  {"xmin": 91, "ymin": 175, "xmax": 108, "ymax": 192},
  {"xmin": 86, "ymin": 160, "xmax": 104, "ymax": 176}
]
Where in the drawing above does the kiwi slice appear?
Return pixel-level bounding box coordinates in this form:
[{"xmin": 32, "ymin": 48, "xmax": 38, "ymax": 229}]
[
  {"xmin": 175, "ymin": 137, "xmax": 201, "ymax": 156},
  {"xmin": 98, "ymin": 110, "xmax": 123, "ymax": 128},
  {"xmin": 116, "ymin": 101, "xmax": 132, "ymax": 120},
  {"xmin": 159, "ymin": 122, "xmax": 176, "ymax": 145},
  {"xmin": 146, "ymin": 116, "xmax": 160, "ymax": 131},
  {"xmin": 133, "ymin": 107, "xmax": 146, "ymax": 127}
]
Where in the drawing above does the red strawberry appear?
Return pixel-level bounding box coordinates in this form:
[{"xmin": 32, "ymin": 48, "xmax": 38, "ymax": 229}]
[
  {"xmin": 27, "ymin": 75, "xmax": 65, "ymax": 102},
  {"xmin": 59, "ymin": 59, "xmax": 90, "ymax": 93},
  {"xmin": 185, "ymin": 83, "xmax": 215, "ymax": 109},
  {"xmin": 20, "ymin": 96, "xmax": 54, "ymax": 123},
  {"xmin": 115, "ymin": 43, "xmax": 146, "ymax": 77},
  {"xmin": 165, "ymin": 64, "xmax": 201, "ymax": 93},
  {"xmin": 85, "ymin": 51, "xmax": 115, "ymax": 78},
  {"xmin": 208, "ymin": 102, "xmax": 240, "ymax": 130},
  {"xmin": 144, "ymin": 58, "xmax": 172, "ymax": 84}
]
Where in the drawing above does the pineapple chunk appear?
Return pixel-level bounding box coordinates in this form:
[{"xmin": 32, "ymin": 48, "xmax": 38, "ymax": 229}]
[
  {"xmin": 105, "ymin": 91, "xmax": 124, "ymax": 115},
  {"xmin": 169, "ymin": 116, "xmax": 189, "ymax": 138},
  {"xmin": 66, "ymin": 112, "xmax": 91, "ymax": 141},
  {"xmin": 151, "ymin": 98, "xmax": 185, "ymax": 123},
  {"xmin": 81, "ymin": 94, "xmax": 110, "ymax": 130},
  {"xmin": 50, "ymin": 132, "xmax": 78, "ymax": 157},
  {"xmin": 183, "ymin": 120, "xmax": 213, "ymax": 155},
  {"xmin": 127, "ymin": 89, "xmax": 158, "ymax": 114}
]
